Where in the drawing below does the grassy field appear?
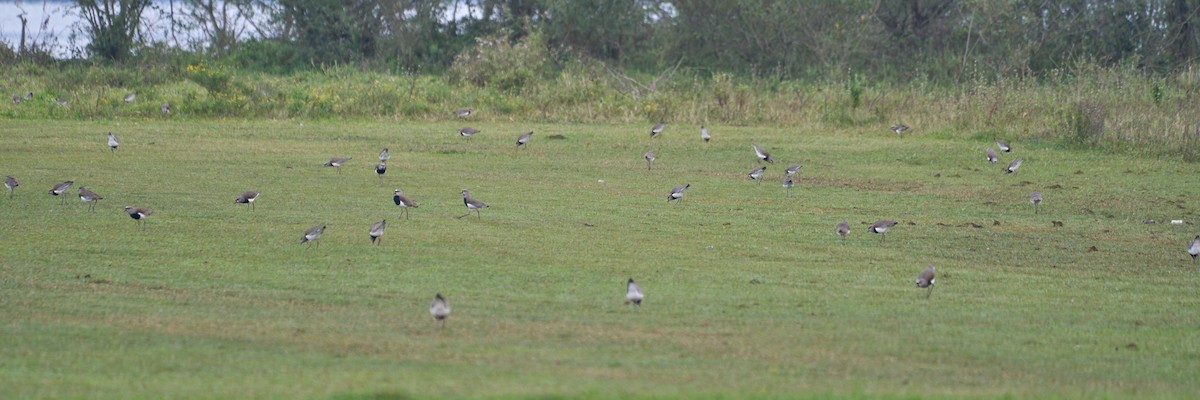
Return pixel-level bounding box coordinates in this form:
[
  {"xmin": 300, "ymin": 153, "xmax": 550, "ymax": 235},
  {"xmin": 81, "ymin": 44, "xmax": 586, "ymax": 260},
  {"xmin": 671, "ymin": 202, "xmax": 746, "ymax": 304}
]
[{"xmin": 1, "ymin": 118, "xmax": 1198, "ymax": 399}]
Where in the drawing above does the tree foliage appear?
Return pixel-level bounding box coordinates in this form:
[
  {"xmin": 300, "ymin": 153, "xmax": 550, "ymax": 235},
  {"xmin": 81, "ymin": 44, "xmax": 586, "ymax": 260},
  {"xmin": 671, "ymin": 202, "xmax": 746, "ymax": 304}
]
[{"xmin": 75, "ymin": 0, "xmax": 152, "ymax": 62}]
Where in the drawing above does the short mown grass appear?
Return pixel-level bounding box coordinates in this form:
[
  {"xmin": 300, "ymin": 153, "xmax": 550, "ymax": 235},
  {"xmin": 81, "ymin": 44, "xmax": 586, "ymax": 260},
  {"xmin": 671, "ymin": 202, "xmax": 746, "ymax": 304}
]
[{"xmin": 1, "ymin": 119, "xmax": 1198, "ymax": 398}]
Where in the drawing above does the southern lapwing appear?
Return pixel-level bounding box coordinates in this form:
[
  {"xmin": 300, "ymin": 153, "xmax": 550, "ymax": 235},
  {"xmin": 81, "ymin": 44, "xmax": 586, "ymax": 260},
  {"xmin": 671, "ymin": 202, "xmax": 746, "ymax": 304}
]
[
  {"xmin": 324, "ymin": 157, "xmax": 351, "ymax": 174},
  {"xmin": 107, "ymin": 133, "xmax": 119, "ymax": 153},
  {"xmin": 785, "ymin": 164, "xmax": 801, "ymax": 176},
  {"xmin": 4, "ymin": 176, "xmax": 17, "ymax": 197},
  {"xmin": 393, "ymin": 189, "xmax": 418, "ymax": 219},
  {"xmin": 748, "ymin": 166, "xmax": 766, "ymax": 185},
  {"xmin": 1030, "ymin": 190, "xmax": 1042, "ymax": 214},
  {"xmin": 516, "ymin": 131, "xmax": 533, "ymax": 149},
  {"xmin": 625, "ymin": 278, "xmax": 644, "ymax": 307},
  {"xmin": 78, "ymin": 187, "xmax": 103, "ymax": 211},
  {"xmin": 235, "ymin": 190, "xmax": 260, "ymax": 210},
  {"xmin": 369, "ymin": 220, "xmax": 386, "ymax": 245},
  {"xmin": 891, "ymin": 123, "xmax": 909, "ymax": 136},
  {"xmin": 644, "ymin": 151, "xmax": 656, "ymax": 170},
  {"xmin": 11, "ymin": 93, "xmax": 20, "ymax": 104},
  {"xmin": 125, "ymin": 206, "xmax": 152, "ymax": 229},
  {"xmin": 781, "ymin": 175, "xmax": 794, "ymax": 196},
  {"xmin": 379, "ymin": 148, "xmax": 390, "ymax": 162},
  {"xmin": 752, "ymin": 144, "xmax": 773, "ymax": 163},
  {"xmin": 1006, "ymin": 158, "xmax": 1023, "ymax": 174},
  {"xmin": 300, "ymin": 225, "xmax": 326, "ymax": 248},
  {"xmin": 49, "ymin": 181, "xmax": 73, "ymax": 204},
  {"xmin": 868, "ymin": 220, "xmax": 898, "ymax": 242},
  {"xmin": 55, "ymin": 97, "xmax": 69, "ymax": 106},
  {"xmin": 700, "ymin": 126, "xmax": 711, "ymax": 143},
  {"xmin": 454, "ymin": 107, "xmax": 473, "ymax": 118},
  {"xmin": 160, "ymin": 103, "xmax": 171, "ymax": 116},
  {"xmin": 836, "ymin": 220, "xmax": 850, "ymax": 241},
  {"xmin": 459, "ymin": 189, "xmax": 488, "ymax": 219},
  {"xmin": 123, "ymin": 91, "xmax": 137, "ymax": 103},
  {"xmin": 375, "ymin": 161, "xmax": 387, "ymax": 178},
  {"xmin": 23, "ymin": 92, "xmax": 33, "ymax": 100},
  {"xmin": 986, "ymin": 147, "xmax": 998, "ymax": 164},
  {"xmin": 430, "ymin": 293, "xmax": 451, "ymax": 328},
  {"xmin": 996, "ymin": 138, "xmax": 1011, "ymax": 152},
  {"xmin": 459, "ymin": 127, "xmax": 480, "ymax": 139},
  {"xmin": 1188, "ymin": 236, "xmax": 1200, "ymax": 262},
  {"xmin": 650, "ymin": 122, "xmax": 665, "ymax": 138},
  {"xmin": 916, "ymin": 264, "xmax": 936, "ymax": 299},
  {"xmin": 668, "ymin": 184, "xmax": 689, "ymax": 203}
]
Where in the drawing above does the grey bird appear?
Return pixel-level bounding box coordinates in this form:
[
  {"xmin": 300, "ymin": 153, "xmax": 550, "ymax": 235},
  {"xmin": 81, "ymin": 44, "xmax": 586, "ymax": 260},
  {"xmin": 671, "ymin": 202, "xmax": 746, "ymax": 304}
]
[
  {"xmin": 1030, "ymin": 190, "xmax": 1042, "ymax": 214},
  {"xmin": 781, "ymin": 175, "xmax": 794, "ymax": 196},
  {"xmin": 160, "ymin": 103, "xmax": 171, "ymax": 116},
  {"xmin": 430, "ymin": 293, "xmax": 451, "ymax": 327},
  {"xmin": 454, "ymin": 107, "xmax": 473, "ymax": 118},
  {"xmin": 650, "ymin": 122, "xmax": 665, "ymax": 138},
  {"xmin": 324, "ymin": 157, "xmax": 351, "ymax": 174},
  {"xmin": 700, "ymin": 125, "xmax": 711, "ymax": 143},
  {"xmin": 11, "ymin": 93, "xmax": 20, "ymax": 104},
  {"xmin": 516, "ymin": 131, "xmax": 533, "ymax": 149},
  {"xmin": 748, "ymin": 166, "xmax": 766, "ymax": 185},
  {"xmin": 785, "ymin": 164, "xmax": 802, "ymax": 175},
  {"xmin": 125, "ymin": 206, "xmax": 153, "ymax": 229},
  {"xmin": 1006, "ymin": 158, "xmax": 1023, "ymax": 174},
  {"xmin": 459, "ymin": 189, "xmax": 488, "ymax": 219},
  {"xmin": 107, "ymin": 133, "xmax": 119, "ymax": 153},
  {"xmin": 836, "ymin": 220, "xmax": 850, "ymax": 241},
  {"xmin": 55, "ymin": 97, "xmax": 69, "ymax": 106},
  {"xmin": 235, "ymin": 190, "xmax": 260, "ymax": 210},
  {"xmin": 868, "ymin": 220, "xmax": 898, "ymax": 242},
  {"xmin": 752, "ymin": 144, "xmax": 773, "ymax": 163},
  {"xmin": 996, "ymin": 138, "xmax": 1011, "ymax": 152},
  {"xmin": 23, "ymin": 91, "xmax": 32, "ymax": 100},
  {"xmin": 375, "ymin": 161, "xmax": 387, "ymax": 178},
  {"xmin": 78, "ymin": 187, "xmax": 103, "ymax": 211},
  {"xmin": 625, "ymin": 278, "xmax": 644, "ymax": 306},
  {"xmin": 1189, "ymin": 236, "xmax": 1200, "ymax": 262},
  {"xmin": 5, "ymin": 176, "xmax": 17, "ymax": 197},
  {"xmin": 123, "ymin": 91, "xmax": 137, "ymax": 103},
  {"xmin": 49, "ymin": 181, "xmax": 73, "ymax": 203},
  {"xmin": 667, "ymin": 183, "xmax": 689, "ymax": 203},
  {"xmin": 644, "ymin": 150, "xmax": 655, "ymax": 170},
  {"xmin": 300, "ymin": 225, "xmax": 326, "ymax": 248},
  {"xmin": 369, "ymin": 220, "xmax": 386, "ymax": 245},
  {"xmin": 986, "ymin": 147, "xmax": 999, "ymax": 164},
  {"xmin": 891, "ymin": 123, "xmax": 909, "ymax": 136},
  {"xmin": 459, "ymin": 127, "xmax": 480, "ymax": 139},
  {"xmin": 393, "ymin": 189, "xmax": 418, "ymax": 219},
  {"xmin": 916, "ymin": 264, "xmax": 936, "ymax": 299},
  {"xmin": 379, "ymin": 148, "xmax": 390, "ymax": 162}
]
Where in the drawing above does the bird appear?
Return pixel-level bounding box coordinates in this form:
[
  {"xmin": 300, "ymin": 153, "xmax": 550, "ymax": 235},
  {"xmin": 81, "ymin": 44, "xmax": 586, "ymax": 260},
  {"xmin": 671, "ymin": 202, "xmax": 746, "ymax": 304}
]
[
  {"xmin": 625, "ymin": 278, "xmax": 644, "ymax": 306},
  {"xmin": 700, "ymin": 125, "xmax": 711, "ymax": 143},
  {"xmin": 375, "ymin": 161, "xmax": 387, "ymax": 178},
  {"xmin": 1189, "ymin": 236, "xmax": 1200, "ymax": 262},
  {"xmin": 430, "ymin": 293, "xmax": 451, "ymax": 327},
  {"xmin": 891, "ymin": 123, "xmax": 909, "ymax": 136},
  {"xmin": 160, "ymin": 103, "xmax": 171, "ymax": 116},
  {"xmin": 996, "ymin": 138, "xmax": 1011, "ymax": 152},
  {"xmin": 23, "ymin": 92, "xmax": 33, "ymax": 100},
  {"xmin": 55, "ymin": 97, "xmax": 69, "ymax": 106},
  {"xmin": 650, "ymin": 122, "xmax": 665, "ymax": 138},
  {"xmin": 123, "ymin": 91, "xmax": 137, "ymax": 103},
  {"xmin": 49, "ymin": 181, "xmax": 73, "ymax": 203},
  {"xmin": 667, "ymin": 184, "xmax": 689, "ymax": 203},
  {"xmin": 986, "ymin": 147, "xmax": 999, "ymax": 164},
  {"xmin": 916, "ymin": 264, "xmax": 936, "ymax": 299},
  {"xmin": 1006, "ymin": 158, "xmax": 1023, "ymax": 174},
  {"xmin": 752, "ymin": 144, "xmax": 773, "ymax": 163},
  {"xmin": 459, "ymin": 127, "xmax": 480, "ymax": 139},
  {"xmin": 5, "ymin": 176, "xmax": 17, "ymax": 197},
  {"xmin": 300, "ymin": 225, "xmax": 325, "ymax": 248},
  {"xmin": 379, "ymin": 148, "xmax": 390, "ymax": 162},
  {"xmin": 107, "ymin": 133, "xmax": 119, "ymax": 153},
  {"xmin": 1030, "ymin": 190, "xmax": 1042, "ymax": 214},
  {"xmin": 10, "ymin": 93, "xmax": 20, "ymax": 105},
  {"xmin": 78, "ymin": 187, "xmax": 103, "ymax": 211},
  {"xmin": 369, "ymin": 220, "xmax": 386, "ymax": 245},
  {"xmin": 324, "ymin": 157, "xmax": 351, "ymax": 174},
  {"xmin": 781, "ymin": 175, "xmax": 794, "ymax": 196},
  {"xmin": 454, "ymin": 107, "xmax": 473, "ymax": 118},
  {"xmin": 393, "ymin": 189, "xmax": 418, "ymax": 219},
  {"xmin": 785, "ymin": 164, "xmax": 801, "ymax": 175},
  {"xmin": 868, "ymin": 220, "xmax": 898, "ymax": 242},
  {"xmin": 234, "ymin": 190, "xmax": 260, "ymax": 210},
  {"xmin": 459, "ymin": 189, "xmax": 488, "ymax": 219},
  {"xmin": 748, "ymin": 166, "xmax": 766, "ymax": 185},
  {"xmin": 516, "ymin": 131, "xmax": 533, "ymax": 149},
  {"xmin": 125, "ymin": 206, "xmax": 152, "ymax": 229},
  {"xmin": 836, "ymin": 220, "xmax": 850, "ymax": 241},
  {"xmin": 644, "ymin": 150, "xmax": 655, "ymax": 170}
]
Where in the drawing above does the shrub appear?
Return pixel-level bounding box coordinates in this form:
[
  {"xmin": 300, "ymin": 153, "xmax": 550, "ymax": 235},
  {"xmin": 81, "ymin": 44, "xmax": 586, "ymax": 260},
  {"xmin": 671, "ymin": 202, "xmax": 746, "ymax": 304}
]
[{"xmin": 450, "ymin": 29, "xmax": 550, "ymax": 92}]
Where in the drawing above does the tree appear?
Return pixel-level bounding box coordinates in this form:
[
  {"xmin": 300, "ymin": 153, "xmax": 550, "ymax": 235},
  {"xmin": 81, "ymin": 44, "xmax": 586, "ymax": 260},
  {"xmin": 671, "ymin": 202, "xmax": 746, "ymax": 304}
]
[{"xmin": 76, "ymin": 0, "xmax": 152, "ymax": 62}]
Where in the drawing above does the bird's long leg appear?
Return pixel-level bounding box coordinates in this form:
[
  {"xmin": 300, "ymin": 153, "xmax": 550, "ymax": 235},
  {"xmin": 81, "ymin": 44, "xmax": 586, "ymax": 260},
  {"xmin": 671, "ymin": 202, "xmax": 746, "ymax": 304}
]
[{"xmin": 926, "ymin": 286, "xmax": 934, "ymax": 299}]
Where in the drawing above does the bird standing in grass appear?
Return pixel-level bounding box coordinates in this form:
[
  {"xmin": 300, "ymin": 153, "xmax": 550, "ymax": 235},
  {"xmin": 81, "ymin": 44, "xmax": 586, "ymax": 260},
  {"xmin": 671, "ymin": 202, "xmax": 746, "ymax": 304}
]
[
  {"xmin": 369, "ymin": 220, "xmax": 386, "ymax": 245},
  {"xmin": 1188, "ymin": 236, "xmax": 1200, "ymax": 262},
  {"xmin": 123, "ymin": 91, "xmax": 137, "ymax": 103},
  {"xmin": 986, "ymin": 147, "xmax": 999, "ymax": 164},
  {"xmin": 11, "ymin": 93, "xmax": 20, "ymax": 104},
  {"xmin": 160, "ymin": 103, "xmax": 171, "ymax": 116},
  {"xmin": 454, "ymin": 107, "xmax": 473, "ymax": 118},
  {"xmin": 430, "ymin": 293, "xmax": 451, "ymax": 327},
  {"xmin": 1006, "ymin": 158, "xmax": 1023, "ymax": 174},
  {"xmin": 701, "ymin": 126, "xmax": 711, "ymax": 143},
  {"xmin": 107, "ymin": 133, "xmax": 119, "ymax": 153},
  {"xmin": 625, "ymin": 278, "xmax": 644, "ymax": 307},
  {"xmin": 782, "ymin": 175, "xmax": 794, "ymax": 196},
  {"xmin": 324, "ymin": 157, "xmax": 351, "ymax": 174},
  {"xmin": 644, "ymin": 151, "xmax": 655, "ymax": 170},
  {"xmin": 1030, "ymin": 190, "xmax": 1042, "ymax": 214},
  {"xmin": 916, "ymin": 264, "xmax": 936, "ymax": 299},
  {"xmin": 785, "ymin": 164, "xmax": 801, "ymax": 176},
  {"xmin": 996, "ymin": 138, "xmax": 1011, "ymax": 152},
  {"xmin": 748, "ymin": 166, "xmax": 766, "ymax": 185},
  {"xmin": 393, "ymin": 189, "xmax": 418, "ymax": 219},
  {"xmin": 49, "ymin": 181, "xmax": 73, "ymax": 203},
  {"xmin": 78, "ymin": 187, "xmax": 103, "ymax": 211},
  {"xmin": 891, "ymin": 123, "xmax": 909, "ymax": 136},
  {"xmin": 752, "ymin": 144, "xmax": 773, "ymax": 163},
  {"xmin": 650, "ymin": 122, "xmax": 665, "ymax": 138},
  {"xmin": 836, "ymin": 220, "xmax": 850, "ymax": 241},
  {"xmin": 868, "ymin": 220, "xmax": 898, "ymax": 242},
  {"xmin": 5, "ymin": 176, "xmax": 17, "ymax": 197},
  {"xmin": 459, "ymin": 127, "xmax": 480, "ymax": 139},
  {"xmin": 668, "ymin": 184, "xmax": 689, "ymax": 203},
  {"xmin": 235, "ymin": 190, "xmax": 260, "ymax": 210},
  {"xmin": 516, "ymin": 131, "xmax": 533, "ymax": 149},
  {"xmin": 459, "ymin": 189, "xmax": 488, "ymax": 219},
  {"xmin": 375, "ymin": 161, "xmax": 387, "ymax": 179},
  {"xmin": 379, "ymin": 148, "xmax": 390, "ymax": 162},
  {"xmin": 301, "ymin": 225, "xmax": 325, "ymax": 248},
  {"xmin": 125, "ymin": 206, "xmax": 153, "ymax": 229},
  {"xmin": 55, "ymin": 98, "xmax": 69, "ymax": 106}
]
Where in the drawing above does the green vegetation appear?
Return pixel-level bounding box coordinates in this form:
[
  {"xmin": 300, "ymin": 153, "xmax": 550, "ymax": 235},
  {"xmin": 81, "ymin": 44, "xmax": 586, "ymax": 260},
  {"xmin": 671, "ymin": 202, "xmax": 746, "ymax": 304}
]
[{"xmin": 1, "ymin": 119, "xmax": 1198, "ymax": 398}]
